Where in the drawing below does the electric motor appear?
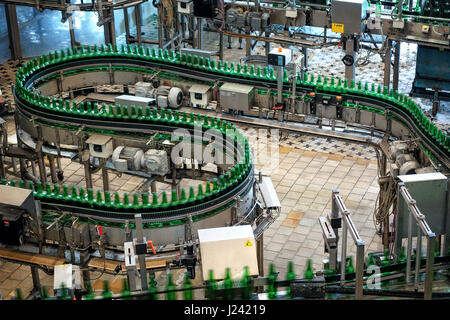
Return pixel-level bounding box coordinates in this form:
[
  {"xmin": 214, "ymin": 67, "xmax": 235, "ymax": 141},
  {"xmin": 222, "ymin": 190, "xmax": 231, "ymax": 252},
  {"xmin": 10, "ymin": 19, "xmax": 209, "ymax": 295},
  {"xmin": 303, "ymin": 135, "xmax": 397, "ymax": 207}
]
[{"xmin": 112, "ymin": 146, "xmax": 144, "ymax": 172}]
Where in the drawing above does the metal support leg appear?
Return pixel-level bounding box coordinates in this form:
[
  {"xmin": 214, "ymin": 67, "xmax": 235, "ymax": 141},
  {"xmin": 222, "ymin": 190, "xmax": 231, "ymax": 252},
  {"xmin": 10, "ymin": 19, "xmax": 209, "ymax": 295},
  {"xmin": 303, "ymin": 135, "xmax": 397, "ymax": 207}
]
[
  {"xmin": 383, "ymin": 39, "xmax": 392, "ymax": 89},
  {"xmin": 406, "ymin": 207, "xmax": 413, "ymax": 283},
  {"xmin": 68, "ymin": 12, "xmax": 77, "ymax": 49},
  {"xmin": 103, "ymin": 8, "xmax": 116, "ymax": 46},
  {"xmin": 83, "ymin": 153, "xmax": 93, "ymax": 190},
  {"xmin": 393, "ymin": 41, "xmax": 400, "ymax": 91},
  {"xmin": 424, "ymin": 237, "xmax": 435, "ymax": 300},
  {"xmin": 340, "ymin": 220, "xmax": 347, "ymax": 284},
  {"xmin": 127, "ymin": 266, "xmax": 137, "ymax": 292},
  {"xmin": 124, "ymin": 8, "xmax": 130, "ymax": 44},
  {"xmin": 329, "ymin": 190, "xmax": 340, "ymax": 269},
  {"xmin": 134, "ymin": 5, "xmax": 142, "ymax": 46},
  {"xmin": 257, "ymin": 234, "xmax": 264, "ymax": 277},
  {"xmin": 158, "ymin": 5, "xmax": 163, "ymax": 48},
  {"xmin": 355, "ymin": 244, "xmax": 364, "ymax": 300},
  {"xmin": 414, "ymin": 227, "xmax": 422, "ymax": 291},
  {"xmin": 197, "ymin": 17, "xmax": 202, "ymax": 49},
  {"xmin": 219, "ymin": 31, "xmax": 224, "ymax": 61},
  {"xmin": 246, "ymin": 32, "xmax": 251, "ymax": 58},
  {"xmin": 37, "ymin": 149, "xmax": 47, "ymax": 183},
  {"xmin": 344, "ymin": 37, "xmax": 356, "ymax": 82},
  {"xmin": 101, "ymin": 158, "xmax": 109, "ymax": 192},
  {"xmin": 135, "ymin": 214, "xmax": 148, "ymax": 291},
  {"xmin": 31, "ymin": 266, "xmax": 41, "ymax": 296},
  {"xmin": 432, "ymin": 90, "xmax": 440, "ymax": 117},
  {"xmin": 48, "ymin": 155, "xmax": 57, "ymax": 183},
  {"xmin": 82, "ymin": 269, "xmax": 90, "ymax": 288},
  {"xmin": 302, "ymin": 47, "xmax": 308, "ymax": 71},
  {"xmin": 5, "ymin": 4, "xmax": 22, "ymax": 60}
]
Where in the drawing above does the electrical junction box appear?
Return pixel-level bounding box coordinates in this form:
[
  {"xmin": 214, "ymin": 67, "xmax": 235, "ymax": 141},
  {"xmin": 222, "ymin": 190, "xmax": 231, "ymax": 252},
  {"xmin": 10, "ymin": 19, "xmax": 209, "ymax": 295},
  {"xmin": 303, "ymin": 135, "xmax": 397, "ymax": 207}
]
[
  {"xmin": 395, "ymin": 173, "xmax": 449, "ymax": 241},
  {"xmin": 86, "ymin": 134, "xmax": 113, "ymax": 159},
  {"xmin": 268, "ymin": 47, "xmax": 292, "ymax": 67},
  {"xmin": 189, "ymin": 84, "xmax": 211, "ymax": 107},
  {"xmin": 177, "ymin": 0, "xmax": 194, "ymax": 14},
  {"xmin": 198, "ymin": 225, "xmax": 259, "ymax": 280},
  {"xmin": 331, "ymin": 0, "xmax": 368, "ymax": 35},
  {"xmin": 393, "ymin": 19, "xmax": 405, "ymax": 29},
  {"xmin": 286, "ymin": 8, "xmax": 298, "ymax": 18},
  {"xmin": 219, "ymin": 82, "xmax": 254, "ymax": 111}
]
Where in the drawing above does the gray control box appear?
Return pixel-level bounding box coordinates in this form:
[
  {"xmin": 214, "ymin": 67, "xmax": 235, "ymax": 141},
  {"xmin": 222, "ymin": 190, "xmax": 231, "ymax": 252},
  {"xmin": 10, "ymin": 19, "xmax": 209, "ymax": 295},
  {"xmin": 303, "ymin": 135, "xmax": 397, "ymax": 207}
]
[
  {"xmin": 331, "ymin": 0, "xmax": 367, "ymax": 35},
  {"xmin": 219, "ymin": 82, "xmax": 254, "ymax": 111}
]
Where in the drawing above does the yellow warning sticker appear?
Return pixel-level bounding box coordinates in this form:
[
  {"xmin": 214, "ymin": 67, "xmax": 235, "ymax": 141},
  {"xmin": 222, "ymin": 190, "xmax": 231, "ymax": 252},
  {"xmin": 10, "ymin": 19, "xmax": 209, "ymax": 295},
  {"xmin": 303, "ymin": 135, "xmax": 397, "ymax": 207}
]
[
  {"xmin": 245, "ymin": 240, "xmax": 253, "ymax": 247},
  {"xmin": 332, "ymin": 23, "xmax": 344, "ymax": 34}
]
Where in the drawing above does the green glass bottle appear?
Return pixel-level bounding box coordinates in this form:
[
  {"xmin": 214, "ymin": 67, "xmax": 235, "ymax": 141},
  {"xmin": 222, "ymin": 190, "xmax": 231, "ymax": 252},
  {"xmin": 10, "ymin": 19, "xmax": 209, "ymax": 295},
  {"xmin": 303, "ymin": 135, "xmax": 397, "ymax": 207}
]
[
  {"xmin": 84, "ymin": 281, "xmax": 95, "ymax": 300},
  {"xmin": 223, "ymin": 268, "xmax": 234, "ymax": 300},
  {"xmin": 121, "ymin": 278, "xmax": 131, "ymax": 300},
  {"xmin": 183, "ymin": 272, "xmax": 193, "ymax": 300},
  {"xmin": 148, "ymin": 273, "xmax": 158, "ymax": 300},
  {"xmin": 15, "ymin": 288, "xmax": 23, "ymax": 300},
  {"xmin": 399, "ymin": 246, "xmax": 407, "ymax": 263},
  {"xmin": 381, "ymin": 248, "xmax": 391, "ymax": 266},
  {"xmin": 267, "ymin": 263, "xmax": 277, "ymax": 299},
  {"xmin": 346, "ymin": 256, "xmax": 355, "ymax": 274},
  {"xmin": 41, "ymin": 286, "xmax": 49, "ymax": 300},
  {"xmin": 102, "ymin": 280, "xmax": 113, "ymax": 299},
  {"xmin": 304, "ymin": 259, "xmax": 314, "ymax": 280},
  {"xmin": 166, "ymin": 273, "xmax": 176, "ymax": 300},
  {"xmin": 206, "ymin": 270, "xmax": 217, "ymax": 300},
  {"xmin": 240, "ymin": 266, "xmax": 252, "ymax": 300},
  {"xmin": 59, "ymin": 284, "xmax": 70, "ymax": 300},
  {"xmin": 285, "ymin": 261, "xmax": 296, "ymax": 299}
]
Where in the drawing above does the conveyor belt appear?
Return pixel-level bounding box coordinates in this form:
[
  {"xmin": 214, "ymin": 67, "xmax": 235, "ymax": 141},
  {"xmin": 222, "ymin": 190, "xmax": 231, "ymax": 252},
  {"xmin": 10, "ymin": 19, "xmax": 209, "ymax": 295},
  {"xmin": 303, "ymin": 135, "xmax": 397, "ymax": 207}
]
[{"xmin": 10, "ymin": 46, "xmax": 450, "ymax": 225}]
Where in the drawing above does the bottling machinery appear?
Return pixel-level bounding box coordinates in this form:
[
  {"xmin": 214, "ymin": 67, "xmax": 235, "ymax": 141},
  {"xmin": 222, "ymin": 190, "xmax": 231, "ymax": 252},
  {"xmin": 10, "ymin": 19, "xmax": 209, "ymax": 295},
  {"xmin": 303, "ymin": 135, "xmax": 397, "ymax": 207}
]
[{"xmin": 0, "ymin": 0, "xmax": 449, "ymax": 300}]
